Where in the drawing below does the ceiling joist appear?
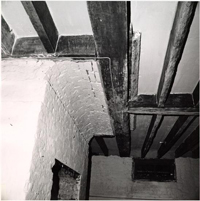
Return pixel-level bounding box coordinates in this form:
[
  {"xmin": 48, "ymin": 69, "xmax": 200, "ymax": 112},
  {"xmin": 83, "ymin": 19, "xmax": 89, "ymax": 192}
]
[
  {"xmin": 175, "ymin": 126, "xmax": 199, "ymax": 158},
  {"xmin": 95, "ymin": 137, "xmax": 109, "ymax": 156},
  {"xmin": 22, "ymin": 1, "xmax": 58, "ymax": 53},
  {"xmin": 87, "ymin": 1, "xmax": 130, "ymax": 157},
  {"xmin": 157, "ymin": 2, "xmax": 197, "ymax": 107},
  {"xmin": 1, "ymin": 16, "xmax": 15, "ymax": 57},
  {"xmin": 157, "ymin": 116, "xmax": 197, "ymax": 158}
]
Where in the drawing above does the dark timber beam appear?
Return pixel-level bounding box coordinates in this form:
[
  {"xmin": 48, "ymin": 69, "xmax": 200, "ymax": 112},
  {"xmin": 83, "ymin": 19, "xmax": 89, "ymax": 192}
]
[
  {"xmin": 157, "ymin": 2, "xmax": 197, "ymax": 107},
  {"xmin": 141, "ymin": 115, "xmax": 163, "ymax": 158},
  {"xmin": 22, "ymin": 1, "xmax": 58, "ymax": 53},
  {"xmin": 141, "ymin": 2, "xmax": 197, "ymax": 158},
  {"xmin": 1, "ymin": 16, "xmax": 15, "ymax": 57},
  {"xmin": 95, "ymin": 137, "xmax": 109, "ymax": 156},
  {"xmin": 127, "ymin": 107, "xmax": 199, "ymax": 116},
  {"xmin": 175, "ymin": 126, "xmax": 199, "ymax": 158},
  {"xmin": 192, "ymin": 81, "xmax": 199, "ymax": 107},
  {"xmin": 158, "ymin": 116, "xmax": 197, "ymax": 158},
  {"xmin": 87, "ymin": 2, "xmax": 130, "ymax": 157}
]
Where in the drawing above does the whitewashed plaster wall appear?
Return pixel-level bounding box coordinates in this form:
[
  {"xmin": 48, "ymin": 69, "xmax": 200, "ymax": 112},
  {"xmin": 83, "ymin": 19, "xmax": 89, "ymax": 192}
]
[
  {"xmin": 1, "ymin": 58, "xmax": 113, "ymax": 200},
  {"xmin": 90, "ymin": 156, "xmax": 199, "ymax": 200}
]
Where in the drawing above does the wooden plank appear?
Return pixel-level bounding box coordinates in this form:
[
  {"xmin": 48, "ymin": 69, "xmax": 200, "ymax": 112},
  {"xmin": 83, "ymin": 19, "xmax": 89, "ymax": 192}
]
[
  {"xmin": 56, "ymin": 35, "xmax": 95, "ymax": 57},
  {"xmin": 1, "ymin": 16, "xmax": 15, "ymax": 57},
  {"xmin": 22, "ymin": 1, "xmax": 58, "ymax": 53},
  {"xmin": 87, "ymin": 2, "xmax": 130, "ymax": 157},
  {"xmin": 95, "ymin": 137, "xmax": 109, "ymax": 156},
  {"xmin": 12, "ymin": 37, "xmax": 46, "ymax": 56},
  {"xmin": 127, "ymin": 107, "xmax": 199, "ymax": 116},
  {"xmin": 141, "ymin": 115, "xmax": 163, "ymax": 158},
  {"xmin": 157, "ymin": 2, "xmax": 197, "ymax": 107},
  {"xmin": 130, "ymin": 114, "xmax": 136, "ymax": 131},
  {"xmin": 192, "ymin": 81, "xmax": 199, "ymax": 107},
  {"xmin": 157, "ymin": 116, "xmax": 197, "ymax": 158},
  {"xmin": 129, "ymin": 94, "xmax": 194, "ymax": 108},
  {"xmin": 175, "ymin": 126, "xmax": 199, "ymax": 158},
  {"xmin": 129, "ymin": 31, "xmax": 141, "ymax": 100}
]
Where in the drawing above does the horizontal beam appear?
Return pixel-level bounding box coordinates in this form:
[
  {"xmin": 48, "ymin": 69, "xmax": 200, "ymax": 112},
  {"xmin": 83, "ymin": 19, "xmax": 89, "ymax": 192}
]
[
  {"xmin": 1, "ymin": 16, "xmax": 15, "ymax": 57},
  {"xmin": 56, "ymin": 35, "xmax": 96, "ymax": 57},
  {"xmin": 127, "ymin": 107, "xmax": 199, "ymax": 116},
  {"xmin": 95, "ymin": 137, "xmax": 109, "ymax": 156},
  {"xmin": 175, "ymin": 126, "xmax": 199, "ymax": 158},
  {"xmin": 129, "ymin": 94, "xmax": 194, "ymax": 108},
  {"xmin": 157, "ymin": 116, "xmax": 197, "ymax": 158},
  {"xmin": 157, "ymin": 2, "xmax": 197, "ymax": 107},
  {"xmin": 22, "ymin": 1, "xmax": 58, "ymax": 53}
]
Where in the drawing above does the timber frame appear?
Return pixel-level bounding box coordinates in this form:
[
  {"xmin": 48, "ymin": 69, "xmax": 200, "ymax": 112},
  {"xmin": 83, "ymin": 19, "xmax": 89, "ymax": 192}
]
[{"xmin": 1, "ymin": 1, "xmax": 199, "ymax": 158}]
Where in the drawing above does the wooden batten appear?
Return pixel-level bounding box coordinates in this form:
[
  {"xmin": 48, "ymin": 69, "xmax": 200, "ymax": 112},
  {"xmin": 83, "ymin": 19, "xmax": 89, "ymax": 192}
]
[
  {"xmin": 1, "ymin": 16, "xmax": 15, "ymax": 57},
  {"xmin": 141, "ymin": 115, "xmax": 163, "ymax": 158},
  {"xmin": 22, "ymin": 1, "xmax": 58, "ymax": 53},
  {"xmin": 157, "ymin": 2, "xmax": 197, "ymax": 107},
  {"xmin": 95, "ymin": 137, "xmax": 109, "ymax": 156},
  {"xmin": 175, "ymin": 126, "xmax": 199, "ymax": 158},
  {"xmin": 87, "ymin": 2, "xmax": 130, "ymax": 157},
  {"xmin": 157, "ymin": 116, "xmax": 197, "ymax": 158}
]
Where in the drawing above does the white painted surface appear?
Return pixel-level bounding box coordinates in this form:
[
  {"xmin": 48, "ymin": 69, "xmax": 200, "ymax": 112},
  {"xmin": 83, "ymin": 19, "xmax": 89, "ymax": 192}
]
[
  {"xmin": 47, "ymin": 1, "xmax": 93, "ymax": 35},
  {"xmin": 1, "ymin": 58, "xmax": 113, "ymax": 200},
  {"xmin": 90, "ymin": 156, "xmax": 199, "ymax": 200},
  {"xmin": 1, "ymin": 1, "xmax": 37, "ymax": 37},
  {"xmin": 131, "ymin": 1, "xmax": 199, "ymax": 94}
]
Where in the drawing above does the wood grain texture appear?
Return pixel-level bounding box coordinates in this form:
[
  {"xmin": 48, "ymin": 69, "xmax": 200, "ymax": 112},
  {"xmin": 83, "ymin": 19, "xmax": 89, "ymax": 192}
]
[
  {"xmin": 175, "ymin": 126, "xmax": 199, "ymax": 158},
  {"xmin": 22, "ymin": 1, "xmax": 58, "ymax": 53},
  {"xmin": 87, "ymin": 2, "xmax": 130, "ymax": 157},
  {"xmin": 1, "ymin": 16, "xmax": 15, "ymax": 57},
  {"xmin": 95, "ymin": 137, "xmax": 109, "ymax": 156},
  {"xmin": 127, "ymin": 107, "xmax": 199, "ymax": 116},
  {"xmin": 157, "ymin": 2, "xmax": 197, "ymax": 107},
  {"xmin": 129, "ymin": 94, "xmax": 194, "ymax": 108},
  {"xmin": 192, "ymin": 81, "xmax": 199, "ymax": 107},
  {"xmin": 56, "ymin": 35, "xmax": 95, "ymax": 56},
  {"xmin": 12, "ymin": 37, "xmax": 46, "ymax": 55},
  {"xmin": 141, "ymin": 115, "xmax": 163, "ymax": 158},
  {"xmin": 129, "ymin": 31, "xmax": 141, "ymax": 100},
  {"xmin": 157, "ymin": 116, "xmax": 197, "ymax": 158}
]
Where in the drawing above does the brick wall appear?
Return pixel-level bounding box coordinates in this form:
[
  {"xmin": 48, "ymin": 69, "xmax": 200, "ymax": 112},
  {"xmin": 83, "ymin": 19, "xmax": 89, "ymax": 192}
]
[{"xmin": 1, "ymin": 58, "xmax": 113, "ymax": 200}]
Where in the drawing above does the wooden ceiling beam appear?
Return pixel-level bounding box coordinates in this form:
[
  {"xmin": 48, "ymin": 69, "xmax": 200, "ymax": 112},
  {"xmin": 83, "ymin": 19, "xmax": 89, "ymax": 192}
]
[
  {"xmin": 175, "ymin": 126, "xmax": 199, "ymax": 158},
  {"xmin": 140, "ymin": 2, "xmax": 197, "ymax": 158},
  {"xmin": 141, "ymin": 115, "xmax": 163, "ymax": 158},
  {"xmin": 157, "ymin": 116, "xmax": 197, "ymax": 158},
  {"xmin": 22, "ymin": 1, "xmax": 58, "ymax": 53},
  {"xmin": 157, "ymin": 2, "xmax": 197, "ymax": 107},
  {"xmin": 95, "ymin": 137, "xmax": 109, "ymax": 156},
  {"xmin": 87, "ymin": 2, "xmax": 130, "ymax": 157},
  {"xmin": 127, "ymin": 107, "xmax": 199, "ymax": 116},
  {"xmin": 1, "ymin": 16, "xmax": 15, "ymax": 57}
]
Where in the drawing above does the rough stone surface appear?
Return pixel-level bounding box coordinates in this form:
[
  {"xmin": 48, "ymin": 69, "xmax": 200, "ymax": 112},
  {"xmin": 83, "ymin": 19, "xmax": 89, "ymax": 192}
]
[
  {"xmin": 90, "ymin": 156, "xmax": 199, "ymax": 200},
  {"xmin": 1, "ymin": 58, "xmax": 113, "ymax": 200}
]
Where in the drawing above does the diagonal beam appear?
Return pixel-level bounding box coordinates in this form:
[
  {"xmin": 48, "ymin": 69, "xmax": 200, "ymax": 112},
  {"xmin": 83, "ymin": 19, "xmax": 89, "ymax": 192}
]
[
  {"xmin": 192, "ymin": 81, "xmax": 199, "ymax": 107},
  {"xmin": 87, "ymin": 2, "xmax": 130, "ymax": 157},
  {"xmin": 141, "ymin": 115, "xmax": 163, "ymax": 158},
  {"xmin": 95, "ymin": 137, "xmax": 109, "ymax": 156},
  {"xmin": 1, "ymin": 16, "xmax": 15, "ymax": 57},
  {"xmin": 157, "ymin": 116, "xmax": 197, "ymax": 158},
  {"xmin": 175, "ymin": 126, "xmax": 199, "ymax": 158},
  {"xmin": 141, "ymin": 2, "xmax": 197, "ymax": 158},
  {"xmin": 157, "ymin": 2, "xmax": 197, "ymax": 107},
  {"xmin": 21, "ymin": 1, "xmax": 58, "ymax": 53}
]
